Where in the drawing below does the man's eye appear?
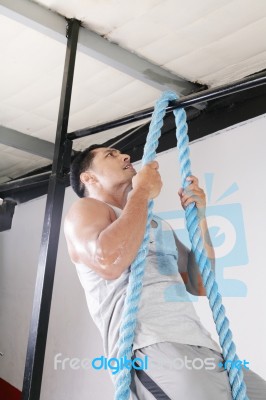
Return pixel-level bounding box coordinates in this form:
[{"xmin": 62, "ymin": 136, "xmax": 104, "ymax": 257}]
[{"xmin": 107, "ymin": 152, "xmax": 112, "ymax": 157}]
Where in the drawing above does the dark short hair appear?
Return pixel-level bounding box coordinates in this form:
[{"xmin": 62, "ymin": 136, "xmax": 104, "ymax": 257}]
[{"xmin": 70, "ymin": 144, "xmax": 103, "ymax": 197}]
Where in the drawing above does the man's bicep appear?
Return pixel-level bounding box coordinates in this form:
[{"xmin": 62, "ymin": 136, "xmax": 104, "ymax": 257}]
[{"xmin": 64, "ymin": 199, "xmax": 113, "ymax": 266}]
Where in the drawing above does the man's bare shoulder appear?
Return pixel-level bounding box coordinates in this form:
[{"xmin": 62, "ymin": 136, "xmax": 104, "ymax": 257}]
[
  {"xmin": 64, "ymin": 197, "xmax": 117, "ymax": 235},
  {"xmin": 66, "ymin": 197, "xmax": 106, "ymax": 219}
]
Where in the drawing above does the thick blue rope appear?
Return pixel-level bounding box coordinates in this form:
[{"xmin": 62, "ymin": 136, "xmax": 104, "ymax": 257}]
[{"xmin": 114, "ymin": 91, "xmax": 249, "ymax": 400}]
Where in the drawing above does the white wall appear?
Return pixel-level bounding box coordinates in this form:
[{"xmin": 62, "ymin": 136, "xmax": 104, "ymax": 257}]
[{"xmin": 0, "ymin": 113, "xmax": 265, "ymax": 399}]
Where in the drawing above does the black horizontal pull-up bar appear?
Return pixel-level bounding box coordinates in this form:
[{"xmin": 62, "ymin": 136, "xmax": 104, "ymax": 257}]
[{"xmin": 67, "ymin": 71, "xmax": 266, "ymax": 140}]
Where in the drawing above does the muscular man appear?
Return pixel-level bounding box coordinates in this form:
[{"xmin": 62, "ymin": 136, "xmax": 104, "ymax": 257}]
[{"xmin": 64, "ymin": 144, "xmax": 266, "ymax": 399}]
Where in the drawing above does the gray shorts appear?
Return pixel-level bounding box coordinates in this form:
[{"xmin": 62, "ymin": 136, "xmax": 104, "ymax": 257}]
[{"xmin": 130, "ymin": 342, "xmax": 266, "ymax": 400}]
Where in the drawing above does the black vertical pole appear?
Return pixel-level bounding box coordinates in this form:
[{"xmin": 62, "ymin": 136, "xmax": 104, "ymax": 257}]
[{"xmin": 22, "ymin": 19, "xmax": 80, "ymax": 400}]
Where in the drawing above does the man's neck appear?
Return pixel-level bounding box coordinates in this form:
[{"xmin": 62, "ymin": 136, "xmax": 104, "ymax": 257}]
[{"xmin": 90, "ymin": 186, "xmax": 132, "ymax": 209}]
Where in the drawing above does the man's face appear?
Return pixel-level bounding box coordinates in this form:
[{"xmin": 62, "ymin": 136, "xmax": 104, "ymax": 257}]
[{"xmin": 88, "ymin": 147, "xmax": 136, "ymax": 190}]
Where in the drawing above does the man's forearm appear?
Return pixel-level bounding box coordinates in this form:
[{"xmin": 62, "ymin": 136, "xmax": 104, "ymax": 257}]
[
  {"xmin": 198, "ymin": 212, "xmax": 215, "ymax": 273},
  {"xmin": 186, "ymin": 212, "xmax": 215, "ymax": 296}
]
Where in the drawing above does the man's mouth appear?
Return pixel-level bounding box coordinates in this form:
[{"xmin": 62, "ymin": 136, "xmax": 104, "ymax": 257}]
[{"xmin": 123, "ymin": 163, "xmax": 134, "ymax": 170}]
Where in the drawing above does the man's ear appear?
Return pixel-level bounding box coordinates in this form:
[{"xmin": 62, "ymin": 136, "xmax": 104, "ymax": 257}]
[{"xmin": 80, "ymin": 171, "xmax": 97, "ymax": 186}]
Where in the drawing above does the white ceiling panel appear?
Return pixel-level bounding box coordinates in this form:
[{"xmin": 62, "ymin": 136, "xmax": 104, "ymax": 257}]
[
  {"xmin": 0, "ymin": 12, "xmax": 66, "ymax": 146},
  {"xmin": 0, "ymin": 103, "xmax": 25, "ymax": 126},
  {"xmin": 202, "ymin": 51, "xmax": 266, "ymax": 87},
  {"xmin": 35, "ymin": 0, "xmax": 164, "ymax": 34},
  {"xmin": 71, "ymin": 120, "xmax": 151, "ymax": 153},
  {"xmin": 164, "ymin": 14, "xmax": 266, "ymax": 85},
  {"xmin": 0, "ymin": 9, "xmax": 162, "ymax": 182},
  {"xmin": 34, "ymin": 0, "xmax": 266, "ymax": 88},
  {"xmin": 0, "ymin": 145, "xmax": 51, "ymax": 182},
  {"xmin": 1, "ymin": 0, "xmax": 266, "ymax": 186}
]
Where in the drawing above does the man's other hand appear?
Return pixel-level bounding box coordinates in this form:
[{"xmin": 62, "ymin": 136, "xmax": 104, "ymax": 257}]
[{"xmin": 178, "ymin": 175, "xmax": 206, "ymax": 217}]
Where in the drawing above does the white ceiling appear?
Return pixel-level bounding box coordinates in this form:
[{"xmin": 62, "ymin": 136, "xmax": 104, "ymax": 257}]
[
  {"xmin": 1, "ymin": 0, "xmax": 266, "ymax": 184},
  {"xmin": 36, "ymin": 0, "xmax": 266, "ymax": 86}
]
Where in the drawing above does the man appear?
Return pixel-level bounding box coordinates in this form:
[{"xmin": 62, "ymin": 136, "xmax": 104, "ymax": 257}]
[{"xmin": 64, "ymin": 145, "xmax": 266, "ymax": 399}]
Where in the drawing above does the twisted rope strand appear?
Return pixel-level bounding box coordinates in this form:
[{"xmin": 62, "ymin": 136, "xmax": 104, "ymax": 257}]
[{"xmin": 114, "ymin": 91, "xmax": 248, "ymax": 400}]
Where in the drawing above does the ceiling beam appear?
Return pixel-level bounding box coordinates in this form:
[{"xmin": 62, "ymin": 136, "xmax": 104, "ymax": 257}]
[
  {"xmin": 2, "ymin": 84, "xmax": 266, "ymax": 204},
  {"xmin": 77, "ymin": 29, "xmax": 201, "ymax": 94},
  {"xmin": 0, "ymin": 0, "xmax": 201, "ymax": 95},
  {"xmin": 0, "ymin": 126, "xmax": 54, "ymax": 159}
]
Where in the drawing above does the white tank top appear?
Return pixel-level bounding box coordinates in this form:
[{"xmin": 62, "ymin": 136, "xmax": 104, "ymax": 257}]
[{"xmin": 75, "ymin": 203, "xmax": 221, "ymax": 360}]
